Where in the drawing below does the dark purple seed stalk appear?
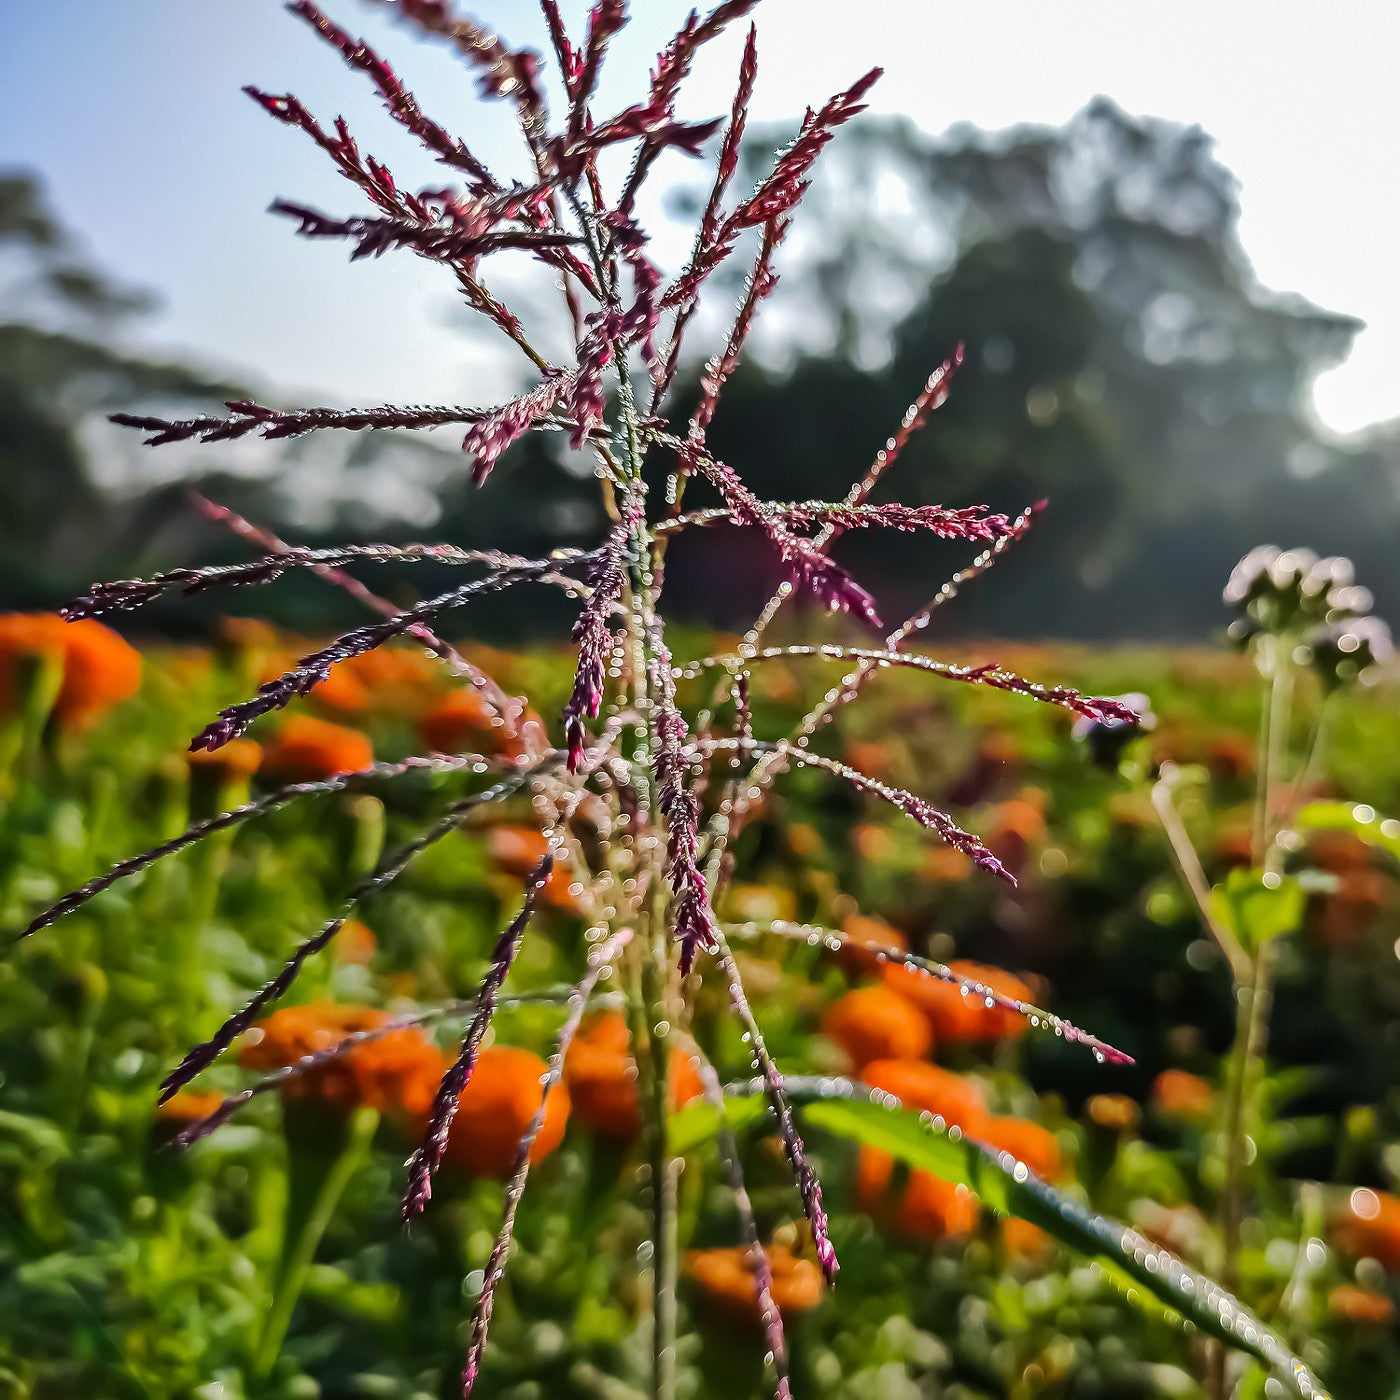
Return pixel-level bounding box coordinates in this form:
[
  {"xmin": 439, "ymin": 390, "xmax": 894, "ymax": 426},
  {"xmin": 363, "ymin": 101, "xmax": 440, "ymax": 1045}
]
[
  {"xmin": 189, "ymin": 559, "xmax": 582, "ymax": 754},
  {"xmin": 563, "ymin": 532, "xmax": 627, "ymax": 770},
  {"xmin": 270, "ymin": 200, "xmax": 583, "ymax": 265},
  {"xmin": 462, "ymin": 927, "xmax": 629, "ymax": 1394},
  {"xmin": 159, "ymin": 763, "xmax": 545, "ymax": 1103},
  {"xmin": 189, "ymin": 493, "xmax": 547, "ymax": 761},
  {"xmin": 111, "ymin": 399, "xmax": 551, "ymax": 448},
  {"xmin": 710, "ymin": 935, "xmax": 838, "ymax": 1283},
  {"xmin": 650, "ymin": 20, "xmax": 759, "ymax": 411},
  {"xmin": 654, "ymin": 501, "xmax": 1014, "ymax": 542},
  {"xmin": 15, "ymin": 755, "xmax": 490, "ymax": 941},
  {"xmin": 63, "ymin": 543, "xmax": 590, "ymax": 621},
  {"xmin": 648, "ymin": 631, "xmax": 719, "ymax": 974},
  {"xmin": 728, "ymin": 919, "xmax": 1133, "ymax": 1066},
  {"xmin": 686, "ymin": 1041, "xmax": 792, "ymax": 1400},
  {"xmin": 169, "ymin": 988, "xmax": 598, "ymax": 1150},
  {"xmin": 290, "ymin": 0, "xmax": 500, "ymax": 192},
  {"xmin": 403, "ymin": 852, "xmax": 556, "ymax": 1220},
  {"xmin": 681, "ymin": 645, "xmax": 1139, "ymax": 725},
  {"xmin": 720, "ymin": 501, "xmax": 1046, "ymax": 841},
  {"xmin": 701, "ymin": 737, "xmax": 1013, "ymax": 883}
]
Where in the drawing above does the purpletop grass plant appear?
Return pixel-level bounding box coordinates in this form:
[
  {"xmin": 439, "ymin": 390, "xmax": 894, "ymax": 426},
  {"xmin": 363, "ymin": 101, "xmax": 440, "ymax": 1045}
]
[{"xmin": 17, "ymin": 4, "xmax": 1335, "ymax": 1397}]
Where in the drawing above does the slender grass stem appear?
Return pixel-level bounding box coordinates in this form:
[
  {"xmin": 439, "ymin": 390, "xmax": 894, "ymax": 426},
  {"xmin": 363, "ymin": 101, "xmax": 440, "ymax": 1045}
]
[
  {"xmin": 254, "ymin": 1104, "xmax": 379, "ymax": 1381},
  {"xmin": 1212, "ymin": 648, "xmax": 1292, "ymax": 1399},
  {"xmin": 642, "ymin": 908, "xmax": 678, "ymax": 1400},
  {"xmin": 1151, "ymin": 772, "xmax": 1250, "ymax": 982}
]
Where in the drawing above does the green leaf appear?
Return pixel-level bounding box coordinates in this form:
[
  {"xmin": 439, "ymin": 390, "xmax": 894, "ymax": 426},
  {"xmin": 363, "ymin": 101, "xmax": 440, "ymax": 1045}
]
[
  {"xmin": 0, "ymin": 1109, "xmax": 70, "ymax": 1160},
  {"xmin": 667, "ymin": 1093, "xmax": 766, "ymax": 1155},
  {"xmin": 1294, "ymin": 800, "xmax": 1400, "ymax": 863},
  {"xmin": 1211, "ymin": 868, "xmax": 1305, "ymax": 950},
  {"xmin": 796, "ymin": 1094, "xmax": 1330, "ymax": 1400}
]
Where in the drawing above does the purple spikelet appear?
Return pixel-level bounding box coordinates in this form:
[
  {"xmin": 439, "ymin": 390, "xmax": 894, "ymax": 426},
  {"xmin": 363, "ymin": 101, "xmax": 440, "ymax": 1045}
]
[
  {"xmin": 664, "ymin": 435, "xmax": 882, "ymax": 627},
  {"xmin": 403, "ymin": 853, "xmax": 554, "ymax": 1220},
  {"xmin": 664, "ymin": 65, "xmax": 882, "ymax": 309},
  {"xmin": 394, "ymin": 1, "xmax": 546, "ymax": 118},
  {"xmin": 688, "ymin": 1046, "xmax": 792, "ymax": 1399},
  {"xmin": 563, "ymin": 532, "xmax": 626, "ymax": 771},
  {"xmin": 462, "ymin": 374, "xmax": 570, "ymax": 484},
  {"xmin": 649, "ymin": 638, "xmax": 719, "ymax": 974},
  {"xmin": 188, "ymin": 560, "xmax": 569, "ymax": 752},
  {"xmin": 661, "ymin": 721, "xmax": 717, "ymax": 976},
  {"xmin": 289, "ymin": 0, "xmax": 500, "ymax": 192},
  {"xmin": 713, "ymin": 939, "xmax": 838, "ymax": 1282},
  {"xmin": 461, "ymin": 928, "xmax": 627, "ymax": 1394}
]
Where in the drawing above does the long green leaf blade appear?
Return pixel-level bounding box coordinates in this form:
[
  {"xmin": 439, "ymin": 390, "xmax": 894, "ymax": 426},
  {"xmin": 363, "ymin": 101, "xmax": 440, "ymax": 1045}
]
[{"xmin": 800, "ymin": 1095, "xmax": 1330, "ymax": 1400}]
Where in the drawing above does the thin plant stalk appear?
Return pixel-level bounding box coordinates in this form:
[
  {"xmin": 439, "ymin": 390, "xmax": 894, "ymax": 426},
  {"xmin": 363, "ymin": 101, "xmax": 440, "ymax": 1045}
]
[
  {"xmin": 255, "ymin": 1103, "xmax": 380, "ymax": 1380},
  {"xmin": 633, "ymin": 903, "xmax": 679, "ymax": 1400},
  {"xmin": 1210, "ymin": 641, "xmax": 1294, "ymax": 1400}
]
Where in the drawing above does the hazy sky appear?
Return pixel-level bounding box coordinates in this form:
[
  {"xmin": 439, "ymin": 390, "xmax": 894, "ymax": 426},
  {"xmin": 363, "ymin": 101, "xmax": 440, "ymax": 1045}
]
[{"xmin": 5, "ymin": 1, "xmax": 1398, "ymax": 434}]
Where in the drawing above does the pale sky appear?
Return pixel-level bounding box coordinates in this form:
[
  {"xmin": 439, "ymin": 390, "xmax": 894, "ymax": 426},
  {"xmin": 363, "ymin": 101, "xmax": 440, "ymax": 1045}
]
[{"xmin": 5, "ymin": 1, "xmax": 1399, "ymax": 435}]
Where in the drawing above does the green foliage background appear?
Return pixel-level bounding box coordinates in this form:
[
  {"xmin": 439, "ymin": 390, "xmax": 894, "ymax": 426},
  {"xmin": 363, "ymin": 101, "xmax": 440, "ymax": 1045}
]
[{"xmin": 2, "ymin": 636, "xmax": 1397, "ymax": 1399}]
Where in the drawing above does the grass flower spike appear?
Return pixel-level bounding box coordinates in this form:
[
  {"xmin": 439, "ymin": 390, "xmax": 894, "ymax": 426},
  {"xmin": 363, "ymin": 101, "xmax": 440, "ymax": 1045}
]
[{"xmin": 15, "ymin": 5, "xmax": 1338, "ymax": 1399}]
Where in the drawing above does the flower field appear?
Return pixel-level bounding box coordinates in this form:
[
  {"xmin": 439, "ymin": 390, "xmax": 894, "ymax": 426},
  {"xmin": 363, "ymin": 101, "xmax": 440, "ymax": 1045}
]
[{"xmin": 2, "ymin": 618, "xmax": 1397, "ymax": 1399}]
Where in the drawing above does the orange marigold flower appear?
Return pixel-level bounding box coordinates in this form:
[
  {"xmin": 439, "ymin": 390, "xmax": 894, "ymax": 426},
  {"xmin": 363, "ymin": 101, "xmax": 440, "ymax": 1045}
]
[
  {"xmin": 334, "ymin": 918, "xmax": 378, "ymax": 966},
  {"xmin": 239, "ymin": 1003, "xmax": 443, "ymax": 1118},
  {"xmin": 1328, "ymin": 1284, "xmax": 1395, "ymax": 1327},
  {"xmin": 1205, "ymin": 732, "xmax": 1254, "ymax": 783},
  {"xmin": 895, "ymin": 1165, "xmax": 979, "ymax": 1242},
  {"xmin": 1086, "ymin": 1093, "xmax": 1140, "ymax": 1134},
  {"xmin": 1313, "ymin": 867, "xmax": 1391, "ymax": 951},
  {"xmin": 844, "ymin": 739, "xmax": 892, "ymax": 782},
  {"xmin": 488, "ymin": 825, "xmax": 552, "ymax": 876},
  {"xmin": 986, "ymin": 792, "xmax": 1045, "ymax": 873},
  {"xmin": 186, "ymin": 738, "xmax": 263, "ymax": 780},
  {"xmin": 1000, "ymin": 1217, "xmax": 1053, "ymax": 1260},
  {"xmin": 1152, "ymin": 1069, "xmax": 1215, "ymax": 1122},
  {"xmin": 881, "ymin": 959, "xmax": 1032, "ymax": 1044},
  {"xmin": 853, "ymin": 1149, "xmax": 978, "ymax": 1243},
  {"xmin": 1334, "ymin": 1189, "xmax": 1400, "ymax": 1272},
  {"xmin": 0, "ymin": 613, "xmax": 141, "ymax": 727},
  {"xmin": 920, "ymin": 846, "xmax": 974, "ymax": 884},
  {"xmin": 974, "ymin": 1116, "xmax": 1064, "ymax": 1181},
  {"xmin": 852, "ymin": 822, "xmax": 894, "ymax": 863},
  {"xmin": 427, "ymin": 1044, "xmax": 569, "ymax": 1180},
  {"xmin": 419, "ymin": 687, "xmax": 535, "ymax": 759},
  {"xmin": 306, "ymin": 663, "xmax": 371, "ymax": 714},
  {"xmin": 835, "ymin": 913, "xmax": 908, "ymax": 976},
  {"xmin": 154, "ymin": 1090, "xmax": 226, "ymax": 1133},
  {"xmin": 860, "ymin": 1059, "xmax": 986, "ymax": 1133},
  {"xmin": 822, "ymin": 986, "xmax": 932, "ymax": 1069},
  {"xmin": 564, "ymin": 1012, "xmax": 703, "ymax": 1140},
  {"xmin": 685, "ymin": 1243, "xmax": 824, "ymax": 1323},
  {"xmin": 486, "ymin": 826, "xmax": 584, "ymax": 912},
  {"xmin": 258, "ymin": 715, "xmax": 373, "ymax": 781}
]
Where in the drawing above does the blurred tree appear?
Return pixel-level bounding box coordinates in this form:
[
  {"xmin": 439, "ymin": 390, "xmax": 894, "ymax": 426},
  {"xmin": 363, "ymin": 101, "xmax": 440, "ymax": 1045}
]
[
  {"xmin": 663, "ymin": 99, "xmax": 1400, "ymax": 638},
  {"xmin": 0, "ymin": 172, "xmax": 488, "ymax": 630},
  {"xmin": 0, "ymin": 171, "xmax": 266, "ymax": 607}
]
